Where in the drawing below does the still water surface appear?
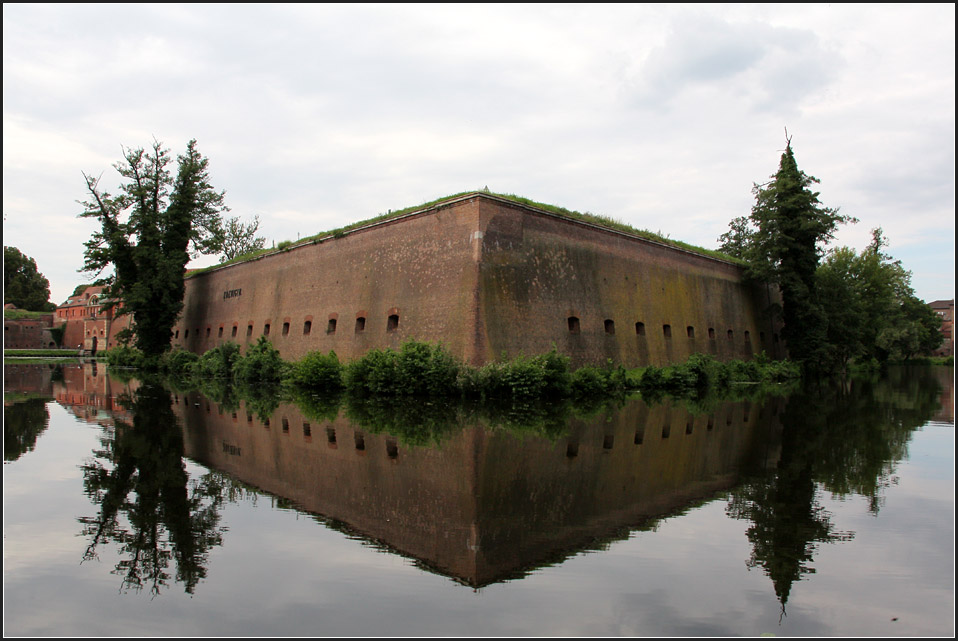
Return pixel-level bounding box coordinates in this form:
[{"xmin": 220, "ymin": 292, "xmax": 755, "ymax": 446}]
[{"xmin": 3, "ymin": 363, "xmax": 954, "ymax": 636}]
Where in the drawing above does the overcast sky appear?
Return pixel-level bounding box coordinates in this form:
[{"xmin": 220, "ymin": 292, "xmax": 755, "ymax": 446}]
[{"xmin": 3, "ymin": 3, "xmax": 954, "ymax": 306}]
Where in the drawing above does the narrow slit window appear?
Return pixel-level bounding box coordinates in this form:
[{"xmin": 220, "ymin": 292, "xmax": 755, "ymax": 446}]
[
  {"xmin": 387, "ymin": 314, "xmax": 399, "ymax": 332},
  {"xmin": 566, "ymin": 441, "xmax": 579, "ymax": 458},
  {"xmin": 303, "ymin": 422, "xmax": 311, "ymax": 437},
  {"xmin": 603, "ymin": 434, "xmax": 614, "ymax": 449},
  {"xmin": 218, "ymin": 326, "xmax": 224, "ymax": 338},
  {"xmin": 686, "ymin": 326, "xmax": 694, "ymax": 338},
  {"xmin": 282, "ymin": 322, "xmax": 290, "ymax": 336},
  {"xmin": 327, "ymin": 318, "xmax": 337, "ymax": 334},
  {"xmin": 232, "ymin": 325, "xmax": 238, "ymax": 338},
  {"xmin": 264, "ymin": 323, "xmax": 271, "ymax": 335},
  {"xmin": 386, "ymin": 440, "xmax": 399, "ymax": 459},
  {"xmin": 175, "ymin": 330, "xmax": 179, "ymax": 339},
  {"xmin": 663, "ymin": 324, "xmax": 672, "ymax": 338},
  {"xmin": 206, "ymin": 327, "xmax": 211, "ymax": 338},
  {"xmin": 727, "ymin": 329, "xmax": 734, "ymax": 340},
  {"xmin": 247, "ymin": 324, "xmax": 253, "ymax": 337},
  {"xmin": 355, "ymin": 317, "xmax": 366, "ymax": 333},
  {"xmin": 604, "ymin": 319, "xmax": 615, "ymax": 335},
  {"xmin": 354, "ymin": 433, "xmax": 365, "ymax": 451},
  {"xmin": 635, "ymin": 322, "xmax": 645, "ymax": 335},
  {"xmin": 744, "ymin": 330, "xmax": 751, "ymax": 342},
  {"xmin": 708, "ymin": 327, "xmax": 715, "ymax": 339},
  {"xmin": 303, "ymin": 320, "xmax": 312, "ymax": 335},
  {"xmin": 568, "ymin": 316, "xmax": 580, "ymax": 333},
  {"xmin": 185, "ymin": 329, "xmax": 189, "ymax": 338}
]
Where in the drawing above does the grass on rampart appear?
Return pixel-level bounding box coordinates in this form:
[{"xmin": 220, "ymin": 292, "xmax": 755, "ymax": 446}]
[
  {"xmin": 187, "ymin": 190, "xmax": 741, "ymax": 277},
  {"xmin": 3, "ymin": 309, "xmax": 54, "ymax": 320}
]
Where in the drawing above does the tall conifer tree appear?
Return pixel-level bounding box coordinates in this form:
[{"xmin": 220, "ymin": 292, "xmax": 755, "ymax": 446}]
[{"xmin": 745, "ymin": 137, "xmax": 851, "ymax": 371}]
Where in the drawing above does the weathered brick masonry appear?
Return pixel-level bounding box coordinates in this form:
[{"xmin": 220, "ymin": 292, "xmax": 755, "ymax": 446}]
[{"xmin": 171, "ymin": 193, "xmax": 783, "ymax": 367}]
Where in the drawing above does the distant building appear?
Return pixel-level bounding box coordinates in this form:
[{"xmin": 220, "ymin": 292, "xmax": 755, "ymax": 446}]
[
  {"xmin": 928, "ymin": 299, "xmax": 954, "ymax": 357},
  {"xmin": 54, "ymin": 285, "xmax": 128, "ymax": 354}
]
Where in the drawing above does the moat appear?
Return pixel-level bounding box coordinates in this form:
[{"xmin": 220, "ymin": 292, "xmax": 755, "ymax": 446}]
[{"xmin": 3, "ymin": 362, "xmax": 954, "ymax": 636}]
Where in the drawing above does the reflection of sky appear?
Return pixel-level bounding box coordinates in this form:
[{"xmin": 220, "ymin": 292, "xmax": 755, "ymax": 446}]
[{"xmin": 3, "ymin": 404, "xmax": 954, "ymax": 636}]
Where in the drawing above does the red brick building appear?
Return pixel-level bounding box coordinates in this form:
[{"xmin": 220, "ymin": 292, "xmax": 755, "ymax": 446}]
[
  {"xmin": 929, "ymin": 299, "xmax": 954, "ymax": 357},
  {"xmin": 54, "ymin": 285, "xmax": 129, "ymax": 353}
]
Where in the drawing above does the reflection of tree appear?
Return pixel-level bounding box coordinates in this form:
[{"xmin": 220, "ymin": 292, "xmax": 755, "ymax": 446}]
[
  {"xmin": 4, "ymin": 398, "xmax": 50, "ymax": 461},
  {"xmin": 727, "ymin": 457, "xmax": 852, "ymax": 613},
  {"xmin": 728, "ymin": 366, "xmax": 942, "ymax": 614},
  {"xmin": 78, "ymin": 380, "xmax": 228, "ymax": 596}
]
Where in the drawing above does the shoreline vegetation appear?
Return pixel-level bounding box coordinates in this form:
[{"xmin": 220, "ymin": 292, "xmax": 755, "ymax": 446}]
[
  {"xmin": 101, "ymin": 338, "xmax": 803, "ymax": 402},
  {"xmin": 97, "ymin": 339, "xmax": 804, "ymax": 444},
  {"xmin": 9, "ymin": 343, "xmax": 950, "ymax": 444}
]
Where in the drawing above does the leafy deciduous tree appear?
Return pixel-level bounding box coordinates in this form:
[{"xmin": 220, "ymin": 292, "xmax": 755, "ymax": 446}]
[
  {"xmin": 818, "ymin": 228, "xmax": 942, "ymax": 371},
  {"xmin": 219, "ymin": 214, "xmax": 266, "ymax": 262},
  {"xmin": 79, "ymin": 140, "xmax": 228, "ymax": 358},
  {"xmin": 4, "ymin": 246, "xmax": 53, "ymax": 311}
]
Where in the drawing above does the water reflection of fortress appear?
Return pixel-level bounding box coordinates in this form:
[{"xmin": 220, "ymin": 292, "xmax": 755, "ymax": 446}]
[
  {"xmin": 173, "ymin": 393, "xmax": 784, "ymax": 586},
  {"xmin": 28, "ymin": 362, "xmax": 787, "ymax": 586},
  {"xmin": 9, "ymin": 362, "xmax": 955, "ymax": 587}
]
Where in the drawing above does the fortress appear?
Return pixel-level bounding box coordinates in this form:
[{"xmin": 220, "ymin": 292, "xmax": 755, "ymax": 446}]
[
  {"xmin": 174, "ymin": 192, "xmax": 782, "ymax": 367},
  {"xmin": 64, "ymin": 192, "xmax": 784, "ymax": 366}
]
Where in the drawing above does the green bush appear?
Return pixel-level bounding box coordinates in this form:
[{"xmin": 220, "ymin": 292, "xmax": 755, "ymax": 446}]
[
  {"xmin": 475, "ymin": 349, "xmax": 572, "ymax": 400},
  {"xmin": 727, "ymin": 358, "xmax": 761, "ymax": 382},
  {"xmin": 571, "ymin": 362, "xmax": 628, "ymax": 399},
  {"xmin": 638, "ymin": 365, "xmax": 665, "ymax": 394},
  {"xmin": 232, "ymin": 337, "xmax": 286, "ymax": 382},
  {"xmin": 196, "ymin": 342, "xmax": 241, "ymax": 379},
  {"xmin": 103, "ymin": 345, "xmax": 146, "ymax": 368},
  {"xmin": 290, "ymin": 350, "xmax": 344, "ymax": 391},
  {"xmin": 395, "ymin": 341, "xmax": 462, "ymax": 396},
  {"xmin": 344, "ymin": 347, "xmax": 400, "ymax": 395},
  {"xmin": 343, "ymin": 341, "xmax": 462, "ymax": 396},
  {"xmin": 162, "ymin": 348, "xmax": 200, "ymax": 377}
]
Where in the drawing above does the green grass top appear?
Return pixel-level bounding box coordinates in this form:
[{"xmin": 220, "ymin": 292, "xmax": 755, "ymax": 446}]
[
  {"xmin": 188, "ymin": 190, "xmax": 742, "ymax": 277},
  {"xmin": 4, "ymin": 308, "xmax": 54, "ymax": 320}
]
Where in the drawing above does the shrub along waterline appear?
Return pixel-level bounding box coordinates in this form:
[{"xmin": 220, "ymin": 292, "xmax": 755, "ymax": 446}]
[{"xmin": 102, "ymin": 339, "xmax": 799, "ymax": 401}]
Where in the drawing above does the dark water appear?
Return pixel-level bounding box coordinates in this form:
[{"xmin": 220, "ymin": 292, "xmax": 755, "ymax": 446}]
[{"xmin": 3, "ymin": 362, "xmax": 954, "ymax": 636}]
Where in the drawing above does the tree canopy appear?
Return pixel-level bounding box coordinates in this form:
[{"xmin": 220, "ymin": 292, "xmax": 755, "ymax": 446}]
[
  {"xmin": 818, "ymin": 229, "xmax": 941, "ymax": 371},
  {"xmin": 219, "ymin": 214, "xmax": 266, "ymax": 262},
  {"xmin": 720, "ymin": 137, "xmax": 941, "ymax": 374},
  {"xmin": 4, "ymin": 246, "xmax": 53, "ymax": 311},
  {"xmin": 79, "ymin": 139, "xmax": 228, "ymax": 357},
  {"xmin": 721, "ymin": 139, "xmax": 853, "ymax": 371}
]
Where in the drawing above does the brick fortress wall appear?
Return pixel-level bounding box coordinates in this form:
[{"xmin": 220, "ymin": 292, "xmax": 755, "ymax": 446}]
[{"xmin": 167, "ymin": 193, "xmax": 782, "ymax": 367}]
